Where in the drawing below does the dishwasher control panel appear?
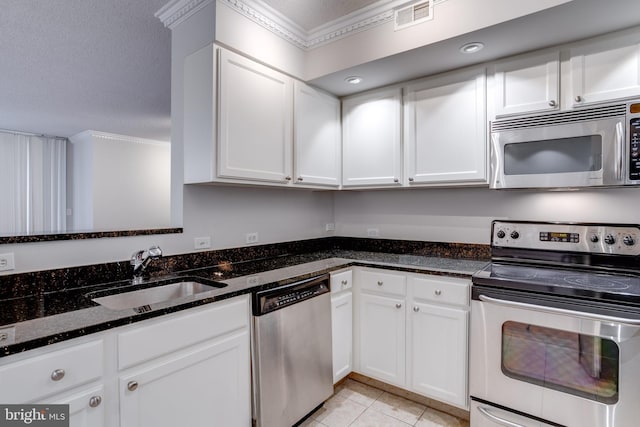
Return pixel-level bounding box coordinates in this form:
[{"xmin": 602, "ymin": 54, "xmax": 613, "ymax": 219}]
[{"xmin": 253, "ymin": 274, "xmax": 330, "ymax": 316}]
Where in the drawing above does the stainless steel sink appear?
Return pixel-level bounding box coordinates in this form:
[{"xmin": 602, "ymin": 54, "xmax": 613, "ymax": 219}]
[{"xmin": 91, "ymin": 281, "xmax": 222, "ymax": 311}]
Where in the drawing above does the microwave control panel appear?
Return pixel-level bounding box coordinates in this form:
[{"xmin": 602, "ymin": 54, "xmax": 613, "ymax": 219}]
[{"xmin": 630, "ymin": 116, "xmax": 640, "ymax": 181}]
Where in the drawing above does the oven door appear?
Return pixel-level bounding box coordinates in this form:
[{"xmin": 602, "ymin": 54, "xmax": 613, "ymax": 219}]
[
  {"xmin": 490, "ymin": 116, "xmax": 624, "ymax": 189},
  {"xmin": 470, "ymin": 287, "xmax": 640, "ymax": 427}
]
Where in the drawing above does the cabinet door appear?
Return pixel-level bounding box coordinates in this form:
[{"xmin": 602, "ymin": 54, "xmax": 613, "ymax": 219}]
[
  {"xmin": 119, "ymin": 331, "xmax": 251, "ymax": 427},
  {"xmin": 342, "ymin": 87, "xmax": 403, "ymax": 187},
  {"xmin": 570, "ymin": 31, "xmax": 640, "ymax": 106},
  {"xmin": 404, "ymin": 68, "xmax": 487, "ymax": 185},
  {"xmin": 218, "ymin": 48, "xmax": 293, "ymax": 183},
  {"xmin": 52, "ymin": 386, "xmax": 105, "ymax": 427},
  {"xmin": 294, "ymin": 82, "xmax": 341, "ymax": 187},
  {"xmin": 494, "ymin": 51, "xmax": 560, "ymax": 117},
  {"xmin": 358, "ymin": 292, "xmax": 405, "ymax": 386},
  {"xmin": 408, "ymin": 301, "xmax": 468, "ymax": 408},
  {"xmin": 331, "ymin": 292, "xmax": 353, "ymax": 383}
]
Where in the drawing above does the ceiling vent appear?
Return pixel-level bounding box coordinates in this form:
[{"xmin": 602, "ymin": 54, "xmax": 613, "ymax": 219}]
[{"xmin": 394, "ymin": 1, "xmax": 433, "ymax": 31}]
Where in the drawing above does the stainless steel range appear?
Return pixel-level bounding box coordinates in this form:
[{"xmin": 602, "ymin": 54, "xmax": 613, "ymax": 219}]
[{"xmin": 470, "ymin": 220, "xmax": 640, "ymax": 427}]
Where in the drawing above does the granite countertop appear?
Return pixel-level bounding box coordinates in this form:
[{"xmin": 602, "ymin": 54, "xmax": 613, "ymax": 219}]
[{"xmin": 0, "ymin": 250, "xmax": 487, "ymax": 357}]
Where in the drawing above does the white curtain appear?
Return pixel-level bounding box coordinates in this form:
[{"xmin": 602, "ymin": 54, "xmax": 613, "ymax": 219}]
[{"xmin": 0, "ymin": 132, "xmax": 67, "ymax": 235}]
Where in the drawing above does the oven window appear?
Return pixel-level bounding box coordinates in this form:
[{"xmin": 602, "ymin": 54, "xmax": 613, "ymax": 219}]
[
  {"xmin": 501, "ymin": 321, "xmax": 618, "ymax": 403},
  {"xmin": 504, "ymin": 135, "xmax": 602, "ymax": 175}
]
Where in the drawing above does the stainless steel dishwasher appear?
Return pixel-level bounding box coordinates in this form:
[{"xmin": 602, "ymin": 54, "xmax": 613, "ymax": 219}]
[{"xmin": 252, "ymin": 274, "xmax": 333, "ymax": 427}]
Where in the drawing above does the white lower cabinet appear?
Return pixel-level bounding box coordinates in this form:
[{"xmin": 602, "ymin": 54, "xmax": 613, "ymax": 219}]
[
  {"xmin": 407, "ymin": 301, "xmax": 468, "ymax": 407},
  {"xmin": 353, "ymin": 267, "xmax": 470, "ymax": 410},
  {"xmin": 0, "ymin": 295, "xmax": 251, "ymax": 427},
  {"xmin": 407, "ymin": 275, "xmax": 470, "ymax": 409},
  {"xmin": 358, "ymin": 292, "xmax": 406, "ymax": 386},
  {"xmin": 331, "ymin": 270, "xmax": 353, "ymax": 383},
  {"xmin": 119, "ymin": 331, "xmax": 250, "ymax": 427},
  {"xmin": 52, "ymin": 386, "xmax": 106, "ymax": 427}
]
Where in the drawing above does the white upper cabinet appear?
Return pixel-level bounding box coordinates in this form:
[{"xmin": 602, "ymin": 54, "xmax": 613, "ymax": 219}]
[
  {"xmin": 342, "ymin": 87, "xmax": 403, "ymax": 187},
  {"xmin": 494, "ymin": 51, "xmax": 560, "ymax": 117},
  {"xmin": 293, "ymin": 82, "xmax": 341, "ymax": 187},
  {"xmin": 404, "ymin": 67, "xmax": 487, "ymax": 185},
  {"xmin": 184, "ymin": 44, "xmax": 339, "ymax": 188},
  {"xmin": 218, "ymin": 48, "xmax": 293, "ymax": 183},
  {"xmin": 569, "ymin": 30, "xmax": 640, "ymax": 107}
]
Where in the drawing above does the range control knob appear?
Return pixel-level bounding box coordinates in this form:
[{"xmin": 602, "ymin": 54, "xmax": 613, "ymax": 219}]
[
  {"xmin": 590, "ymin": 235, "xmax": 599, "ymax": 243},
  {"xmin": 496, "ymin": 230, "xmax": 506, "ymax": 239},
  {"xmin": 623, "ymin": 235, "xmax": 636, "ymax": 246},
  {"xmin": 510, "ymin": 231, "xmax": 520, "ymax": 239},
  {"xmin": 604, "ymin": 234, "xmax": 616, "ymax": 245}
]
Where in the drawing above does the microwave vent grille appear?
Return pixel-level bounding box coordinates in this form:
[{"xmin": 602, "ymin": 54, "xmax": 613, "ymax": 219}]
[{"xmin": 491, "ymin": 103, "xmax": 627, "ymax": 131}]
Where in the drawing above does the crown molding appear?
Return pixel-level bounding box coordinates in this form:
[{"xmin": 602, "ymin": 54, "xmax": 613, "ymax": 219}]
[
  {"xmin": 157, "ymin": 0, "xmax": 447, "ymax": 48},
  {"xmin": 155, "ymin": 0, "xmax": 214, "ymax": 29}
]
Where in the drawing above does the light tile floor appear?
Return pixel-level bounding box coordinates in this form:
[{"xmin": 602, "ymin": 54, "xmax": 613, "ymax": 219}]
[{"xmin": 300, "ymin": 379, "xmax": 470, "ymax": 427}]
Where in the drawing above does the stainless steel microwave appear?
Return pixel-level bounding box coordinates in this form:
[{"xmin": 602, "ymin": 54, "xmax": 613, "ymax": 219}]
[{"xmin": 490, "ymin": 101, "xmax": 640, "ymax": 189}]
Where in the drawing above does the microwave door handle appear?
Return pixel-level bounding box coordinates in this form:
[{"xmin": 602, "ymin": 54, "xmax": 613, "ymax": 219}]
[
  {"xmin": 615, "ymin": 121, "xmax": 624, "ymax": 181},
  {"xmin": 477, "ymin": 406, "xmax": 527, "ymax": 427},
  {"xmin": 478, "ymin": 294, "xmax": 640, "ymax": 326}
]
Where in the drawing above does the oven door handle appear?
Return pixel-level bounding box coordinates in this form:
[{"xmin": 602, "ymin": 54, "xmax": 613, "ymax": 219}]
[
  {"xmin": 477, "ymin": 405, "xmax": 527, "ymax": 427},
  {"xmin": 479, "ymin": 294, "xmax": 640, "ymax": 326}
]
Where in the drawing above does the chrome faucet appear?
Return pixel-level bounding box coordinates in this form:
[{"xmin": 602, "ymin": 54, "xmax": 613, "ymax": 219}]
[{"xmin": 131, "ymin": 245, "xmax": 163, "ymax": 279}]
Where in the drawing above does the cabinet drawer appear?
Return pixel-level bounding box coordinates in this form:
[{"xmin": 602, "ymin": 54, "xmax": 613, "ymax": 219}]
[
  {"xmin": 118, "ymin": 295, "xmax": 249, "ymax": 370},
  {"xmin": 357, "ymin": 269, "xmax": 406, "ymax": 296},
  {"xmin": 0, "ymin": 340, "xmax": 103, "ymax": 403},
  {"xmin": 410, "ymin": 275, "xmax": 469, "ymax": 307},
  {"xmin": 330, "ymin": 270, "xmax": 353, "ymax": 293}
]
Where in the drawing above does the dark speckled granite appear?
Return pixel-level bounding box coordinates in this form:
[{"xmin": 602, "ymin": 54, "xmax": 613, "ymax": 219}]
[
  {"xmin": 0, "ymin": 228, "xmax": 183, "ymax": 244},
  {"xmin": 0, "ymin": 237, "xmax": 489, "ymax": 357}
]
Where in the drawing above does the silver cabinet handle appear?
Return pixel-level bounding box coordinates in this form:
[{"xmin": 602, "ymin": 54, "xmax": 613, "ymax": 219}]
[
  {"xmin": 395, "ymin": 303, "xmax": 402, "ymax": 309},
  {"xmin": 393, "ymin": 178, "xmax": 399, "ymax": 183},
  {"xmin": 89, "ymin": 396, "xmax": 102, "ymax": 408},
  {"xmin": 575, "ymin": 95, "xmax": 583, "ymax": 102},
  {"xmin": 434, "ymin": 289, "xmax": 442, "ymax": 296},
  {"xmin": 477, "ymin": 406, "xmax": 526, "ymax": 427},
  {"xmin": 408, "ymin": 177, "xmax": 414, "ymax": 182},
  {"xmin": 548, "ymin": 100, "xmax": 557, "ymax": 107},
  {"xmin": 297, "ymin": 176, "xmax": 303, "ymax": 181},
  {"xmin": 413, "ymin": 306, "xmax": 420, "ymax": 312},
  {"xmin": 341, "ymin": 280, "xmax": 348, "ymax": 286},
  {"xmin": 285, "ymin": 176, "xmax": 292, "ymax": 181},
  {"xmin": 50, "ymin": 369, "xmax": 65, "ymax": 381},
  {"xmin": 377, "ymin": 281, "xmax": 383, "ymax": 286},
  {"xmin": 127, "ymin": 381, "xmax": 139, "ymax": 391}
]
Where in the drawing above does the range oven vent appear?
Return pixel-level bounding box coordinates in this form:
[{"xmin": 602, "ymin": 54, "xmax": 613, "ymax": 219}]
[
  {"xmin": 394, "ymin": 1, "xmax": 433, "ymax": 30},
  {"xmin": 491, "ymin": 103, "xmax": 627, "ymax": 131}
]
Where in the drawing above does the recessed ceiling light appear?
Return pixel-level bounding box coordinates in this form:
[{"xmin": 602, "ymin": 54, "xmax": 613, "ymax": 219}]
[
  {"xmin": 459, "ymin": 42, "xmax": 484, "ymax": 54},
  {"xmin": 345, "ymin": 76, "xmax": 363, "ymax": 85}
]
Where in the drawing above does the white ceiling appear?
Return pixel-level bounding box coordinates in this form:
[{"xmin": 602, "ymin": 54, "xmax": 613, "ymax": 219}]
[
  {"xmin": 2, "ymin": 0, "xmax": 640, "ymax": 142},
  {"xmin": 0, "ymin": 0, "xmax": 171, "ymax": 141}
]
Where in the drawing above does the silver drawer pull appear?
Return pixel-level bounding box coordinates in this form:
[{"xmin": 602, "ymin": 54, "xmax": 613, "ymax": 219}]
[
  {"xmin": 548, "ymin": 100, "xmax": 557, "ymax": 107},
  {"xmin": 127, "ymin": 381, "xmax": 139, "ymax": 391},
  {"xmin": 89, "ymin": 396, "xmax": 102, "ymax": 408},
  {"xmin": 341, "ymin": 280, "xmax": 348, "ymax": 286},
  {"xmin": 395, "ymin": 303, "xmax": 402, "ymax": 309},
  {"xmin": 575, "ymin": 95, "xmax": 583, "ymax": 103},
  {"xmin": 434, "ymin": 289, "xmax": 442, "ymax": 296},
  {"xmin": 50, "ymin": 369, "xmax": 65, "ymax": 381},
  {"xmin": 413, "ymin": 306, "xmax": 420, "ymax": 312},
  {"xmin": 477, "ymin": 406, "xmax": 526, "ymax": 427},
  {"xmin": 377, "ymin": 281, "xmax": 383, "ymax": 286}
]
